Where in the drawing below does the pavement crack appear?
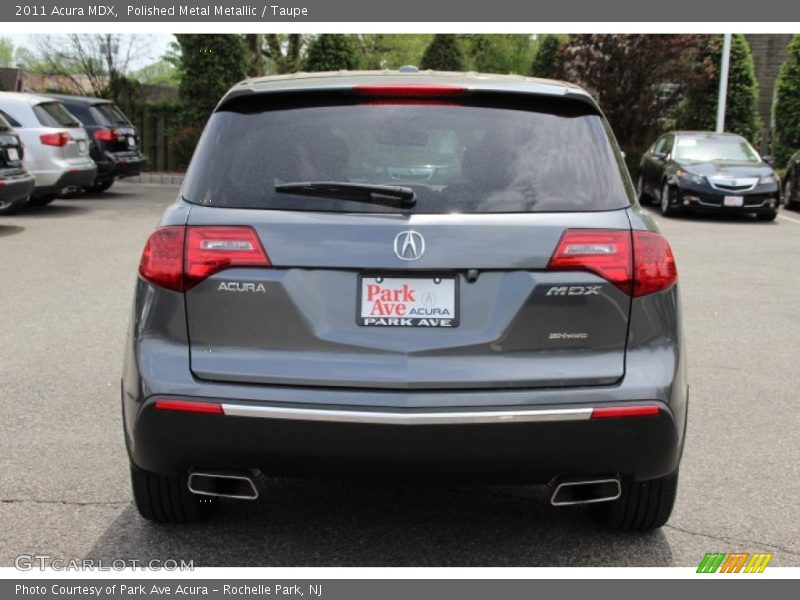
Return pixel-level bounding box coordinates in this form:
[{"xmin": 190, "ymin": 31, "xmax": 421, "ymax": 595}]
[
  {"xmin": 1, "ymin": 498, "xmax": 129, "ymax": 508},
  {"xmin": 665, "ymin": 523, "xmax": 800, "ymax": 556}
]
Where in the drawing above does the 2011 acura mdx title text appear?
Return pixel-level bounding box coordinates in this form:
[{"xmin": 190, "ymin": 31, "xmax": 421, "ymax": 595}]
[{"xmin": 122, "ymin": 69, "xmax": 687, "ymax": 532}]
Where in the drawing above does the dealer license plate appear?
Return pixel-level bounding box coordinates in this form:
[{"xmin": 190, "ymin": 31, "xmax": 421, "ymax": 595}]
[
  {"xmin": 358, "ymin": 276, "xmax": 458, "ymax": 327},
  {"xmin": 6, "ymin": 147, "xmax": 19, "ymax": 161}
]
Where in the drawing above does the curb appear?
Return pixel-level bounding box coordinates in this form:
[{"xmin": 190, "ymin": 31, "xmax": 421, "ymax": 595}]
[{"xmin": 125, "ymin": 173, "xmax": 185, "ymax": 185}]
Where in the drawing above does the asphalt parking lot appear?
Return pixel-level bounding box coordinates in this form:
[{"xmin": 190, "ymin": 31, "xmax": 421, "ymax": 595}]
[{"xmin": 1, "ymin": 181, "xmax": 799, "ymax": 567}]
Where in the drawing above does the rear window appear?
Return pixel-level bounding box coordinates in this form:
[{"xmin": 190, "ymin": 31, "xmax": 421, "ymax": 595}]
[
  {"xmin": 92, "ymin": 103, "xmax": 130, "ymax": 125},
  {"xmin": 33, "ymin": 102, "xmax": 81, "ymax": 128},
  {"xmin": 182, "ymin": 94, "xmax": 633, "ymax": 214}
]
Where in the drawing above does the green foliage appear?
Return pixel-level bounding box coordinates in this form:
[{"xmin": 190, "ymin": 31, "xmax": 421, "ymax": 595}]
[
  {"xmin": 302, "ymin": 35, "xmax": 360, "ymax": 72},
  {"xmin": 175, "ymin": 34, "xmax": 249, "ymax": 128},
  {"xmin": 774, "ymin": 35, "xmax": 800, "ymax": 165},
  {"xmin": 464, "ymin": 35, "xmax": 536, "ymax": 74},
  {"xmin": 531, "ymin": 35, "xmax": 562, "ymax": 79},
  {"xmin": 420, "ymin": 35, "xmax": 465, "ymax": 72},
  {"xmin": 0, "ymin": 37, "xmax": 14, "ymax": 68},
  {"xmin": 357, "ymin": 35, "xmax": 432, "ymax": 69},
  {"xmin": 676, "ymin": 34, "xmax": 760, "ymax": 142},
  {"xmin": 133, "ymin": 59, "xmax": 180, "ymax": 86}
]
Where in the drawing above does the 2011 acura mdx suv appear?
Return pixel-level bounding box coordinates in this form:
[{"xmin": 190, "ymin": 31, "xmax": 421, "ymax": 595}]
[{"xmin": 123, "ymin": 71, "xmax": 688, "ymax": 531}]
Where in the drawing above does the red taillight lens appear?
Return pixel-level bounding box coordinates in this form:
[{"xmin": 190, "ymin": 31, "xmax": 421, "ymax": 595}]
[
  {"xmin": 138, "ymin": 226, "xmax": 186, "ymax": 291},
  {"xmin": 184, "ymin": 226, "xmax": 270, "ymax": 288},
  {"xmin": 154, "ymin": 399, "xmax": 224, "ymax": 414},
  {"xmin": 547, "ymin": 229, "xmax": 677, "ymax": 297},
  {"xmin": 632, "ymin": 231, "xmax": 677, "ymax": 297},
  {"xmin": 94, "ymin": 128, "xmax": 114, "ymax": 142},
  {"xmin": 39, "ymin": 132, "xmax": 71, "ymax": 147},
  {"xmin": 591, "ymin": 405, "xmax": 660, "ymax": 419},
  {"xmin": 547, "ymin": 230, "xmax": 633, "ymax": 295},
  {"xmin": 353, "ymin": 84, "xmax": 467, "ymax": 97},
  {"xmin": 138, "ymin": 226, "xmax": 271, "ymax": 291}
]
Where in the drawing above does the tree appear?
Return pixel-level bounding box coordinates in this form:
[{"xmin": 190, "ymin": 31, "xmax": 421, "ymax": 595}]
[
  {"xmin": 464, "ymin": 35, "xmax": 535, "ymax": 75},
  {"xmin": 774, "ymin": 35, "xmax": 800, "ymax": 166},
  {"xmin": 420, "ymin": 35, "xmax": 465, "ymax": 71},
  {"xmin": 531, "ymin": 35, "xmax": 562, "ymax": 79},
  {"xmin": 676, "ymin": 34, "xmax": 760, "ymax": 142},
  {"xmin": 28, "ymin": 34, "xmax": 152, "ymax": 101},
  {"xmin": 358, "ymin": 35, "xmax": 432, "ymax": 70},
  {"xmin": 557, "ymin": 35, "xmax": 702, "ymax": 173},
  {"xmin": 302, "ymin": 35, "xmax": 360, "ymax": 72},
  {"xmin": 245, "ymin": 34, "xmax": 305, "ymax": 75},
  {"xmin": 133, "ymin": 59, "xmax": 179, "ymax": 86},
  {"xmin": 0, "ymin": 37, "xmax": 14, "ymax": 68},
  {"xmin": 175, "ymin": 34, "xmax": 250, "ymax": 128}
]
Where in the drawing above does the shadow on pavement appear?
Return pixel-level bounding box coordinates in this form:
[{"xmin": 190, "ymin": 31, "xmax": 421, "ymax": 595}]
[
  {"xmin": 85, "ymin": 479, "xmax": 673, "ymax": 567},
  {"xmin": 18, "ymin": 204, "xmax": 88, "ymax": 218},
  {"xmin": 0, "ymin": 225, "xmax": 25, "ymax": 237}
]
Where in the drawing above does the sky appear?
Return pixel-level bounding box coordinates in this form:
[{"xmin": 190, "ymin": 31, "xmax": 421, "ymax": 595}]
[{"xmin": 5, "ymin": 34, "xmax": 176, "ymax": 70}]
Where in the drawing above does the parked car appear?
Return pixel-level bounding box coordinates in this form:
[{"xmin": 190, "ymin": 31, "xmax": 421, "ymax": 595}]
[
  {"xmin": 0, "ymin": 113, "xmax": 35, "ymax": 215},
  {"xmin": 124, "ymin": 71, "xmax": 687, "ymax": 531},
  {"xmin": 638, "ymin": 131, "xmax": 780, "ymax": 221},
  {"xmin": 0, "ymin": 92, "xmax": 97, "ymax": 206},
  {"xmin": 48, "ymin": 94, "xmax": 145, "ymax": 193},
  {"xmin": 782, "ymin": 149, "xmax": 800, "ymax": 210}
]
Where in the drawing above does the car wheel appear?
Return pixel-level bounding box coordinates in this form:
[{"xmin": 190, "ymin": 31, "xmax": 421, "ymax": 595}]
[
  {"xmin": 27, "ymin": 195, "xmax": 57, "ymax": 207},
  {"xmin": 0, "ymin": 197, "xmax": 27, "ymax": 215},
  {"xmin": 784, "ymin": 179, "xmax": 794, "ymax": 209},
  {"xmin": 660, "ymin": 182, "xmax": 676, "ymax": 217},
  {"xmin": 637, "ymin": 176, "xmax": 651, "ymax": 205},
  {"xmin": 591, "ymin": 470, "xmax": 679, "ymax": 532},
  {"xmin": 756, "ymin": 210, "xmax": 778, "ymax": 222},
  {"xmin": 130, "ymin": 463, "xmax": 216, "ymax": 523},
  {"xmin": 85, "ymin": 179, "xmax": 114, "ymax": 194}
]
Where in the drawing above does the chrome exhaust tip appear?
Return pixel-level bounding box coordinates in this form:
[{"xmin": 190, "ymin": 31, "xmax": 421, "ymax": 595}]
[
  {"xmin": 550, "ymin": 477, "xmax": 621, "ymax": 506},
  {"xmin": 187, "ymin": 471, "xmax": 259, "ymax": 500}
]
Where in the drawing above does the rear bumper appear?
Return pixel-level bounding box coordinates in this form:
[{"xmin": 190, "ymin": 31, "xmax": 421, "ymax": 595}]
[
  {"xmin": 95, "ymin": 153, "xmax": 146, "ymax": 180},
  {"xmin": 128, "ymin": 396, "xmax": 683, "ymax": 483},
  {"xmin": 32, "ymin": 164, "xmax": 98, "ymax": 197},
  {"xmin": 0, "ymin": 173, "xmax": 35, "ymax": 204}
]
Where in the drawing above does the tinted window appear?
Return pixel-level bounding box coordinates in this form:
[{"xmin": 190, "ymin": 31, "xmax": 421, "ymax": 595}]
[
  {"xmin": 182, "ymin": 95, "xmax": 632, "ymax": 214},
  {"xmin": 33, "ymin": 102, "xmax": 80, "ymax": 128},
  {"xmin": 674, "ymin": 136, "xmax": 760, "ymax": 163},
  {"xmin": 92, "ymin": 103, "xmax": 130, "ymax": 125},
  {"xmin": 0, "ymin": 109, "xmax": 21, "ymax": 128},
  {"xmin": 63, "ymin": 103, "xmax": 94, "ymax": 125}
]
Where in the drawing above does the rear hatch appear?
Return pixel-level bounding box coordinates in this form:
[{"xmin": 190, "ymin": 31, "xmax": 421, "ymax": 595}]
[
  {"xmin": 33, "ymin": 101, "xmax": 92, "ymax": 160},
  {"xmin": 90, "ymin": 102, "xmax": 139, "ymax": 154},
  {"xmin": 180, "ymin": 88, "xmax": 635, "ymax": 391}
]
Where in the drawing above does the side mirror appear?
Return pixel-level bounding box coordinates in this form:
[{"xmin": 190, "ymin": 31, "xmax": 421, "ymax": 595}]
[
  {"xmin": 762, "ymin": 155, "xmax": 775, "ymax": 166},
  {"xmin": 652, "ymin": 152, "xmax": 667, "ymax": 160}
]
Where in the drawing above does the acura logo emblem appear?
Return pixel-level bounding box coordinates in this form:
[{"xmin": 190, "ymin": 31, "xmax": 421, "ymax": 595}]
[{"xmin": 394, "ymin": 230, "xmax": 425, "ymax": 261}]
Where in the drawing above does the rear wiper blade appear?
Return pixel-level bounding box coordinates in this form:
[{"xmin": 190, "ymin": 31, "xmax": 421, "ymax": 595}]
[{"xmin": 275, "ymin": 181, "xmax": 416, "ymax": 207}]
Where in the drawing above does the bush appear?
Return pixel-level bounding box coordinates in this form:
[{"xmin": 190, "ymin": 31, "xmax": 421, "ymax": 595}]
[
  {"xmin": 170, "ymin": 126, "xmax": 203, "ymax": 171},
  {"xmin": 420, "ymin": 35, "xmax": 465, "ymax": 71},
  {"xmin": 302, "ymin": 35, "xmax": 360, "ymax": 72},
  {"xmin": 676, "ymin": 35, "xmax": 760, "ymax": 142},
  {"xmin": 774, "ymin": 35, "xmax": 800, "ymax": 166}
]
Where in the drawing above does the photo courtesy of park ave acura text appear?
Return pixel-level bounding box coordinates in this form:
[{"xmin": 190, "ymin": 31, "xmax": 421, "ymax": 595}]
[{"xmin": 1, "ymin": 30, "xmax": 800, "ymax": 570}]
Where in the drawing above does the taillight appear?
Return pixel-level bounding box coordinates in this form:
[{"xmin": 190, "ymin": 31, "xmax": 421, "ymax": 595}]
[
  {"xmin": 353, "ymin": 84, "xmax": 467, "ymax": 97},
  {"xmin": 154, "ymin": 399, "xmax": 223, "ymax": 414},
  {"xmin": 94, "ymin": 128, "xmax": 115, "ymax": 142},
  {"xmin": 547, "ymin": 229, "xmax": 677, "ymax": 297},
  {"xmin": 591, "ymin": 405, "xmax": 660, "ymax": 419},
  {"xmin": 138, "ymin": 226, "xmax": 270, "ymax": 292},
  {"xmin": 631, "ymin": 231, "xmax": 677, "ymax": 297},
  {"xmin": 39, "ymin": 132, "xmax": 71, "ymax": 147}
]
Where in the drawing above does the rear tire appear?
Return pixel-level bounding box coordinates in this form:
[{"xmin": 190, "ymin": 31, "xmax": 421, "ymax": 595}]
[
  {"xmin": 85, "ymin": 179, "xmax": 114, "ymax": 194},
  {"xmin": 130, "ymin": 463, "xmax": 216, "ymax": 523},
  {"xmin": 591, "ymin": 471, "xmax": 679, "ymax": 532},
  {"xmin": 784, "ymin": 179, "xmax": 794, "ymax": 210},
  {"xmin": 637, "ymin": 176, "xmax": 652, "ymax": 205},
  {"xmin": 27, "ymin": 194, "xmax": 56, "ymax": 207}
]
